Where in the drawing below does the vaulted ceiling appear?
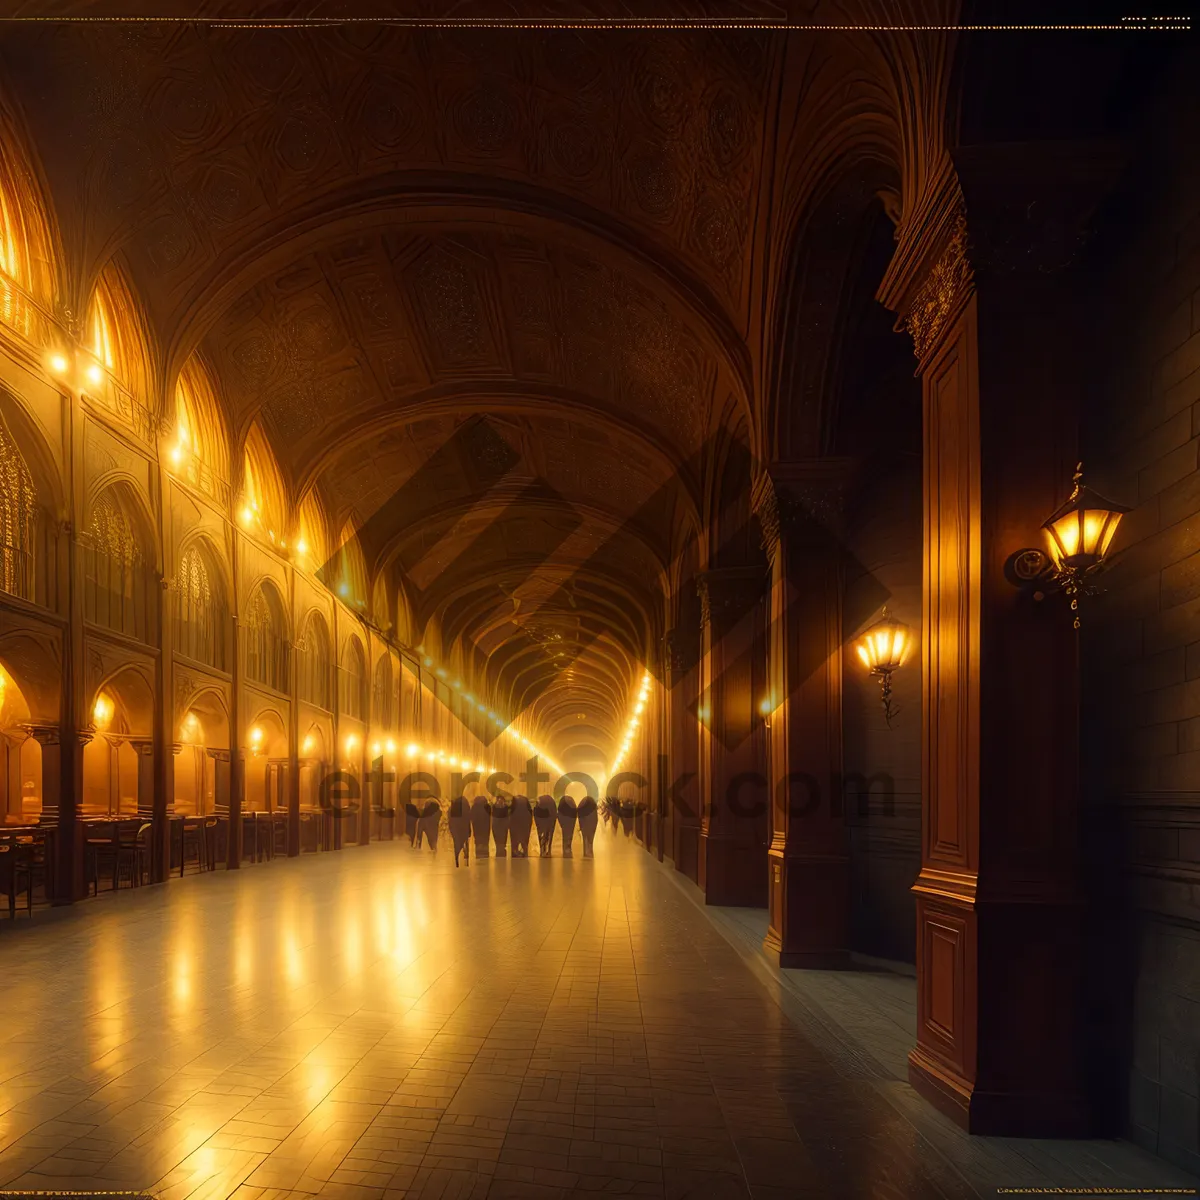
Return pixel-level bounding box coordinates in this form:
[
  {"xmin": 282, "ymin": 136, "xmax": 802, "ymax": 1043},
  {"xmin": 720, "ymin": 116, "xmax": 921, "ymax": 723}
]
[{"xmin": 0, "ymin": 0, "xmax": 930, "ymax": 773}]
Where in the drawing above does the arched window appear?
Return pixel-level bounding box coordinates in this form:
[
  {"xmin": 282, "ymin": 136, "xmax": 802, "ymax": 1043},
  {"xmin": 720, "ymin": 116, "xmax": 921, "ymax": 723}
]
[
  {"xmin": 240, "ymin": 423, "xmax": 287, "ymax": 549},
  {"xmin": 372, "ymin": 654, "xmax": 394, "ymax": 728},
  {"xmin": 340, "ymin": 637, "xmax": 365, "ymax": 720},
  {"xmin": 84, "ymin": 265, "xmax": 153, "ymax": 439},
  {"xmin": 244, "ymin": 582, "xmax": 288, "ymax": 693},
  {"xmin": 299, "ymin": 612, "xmax": 332, "ymax": 711},
  {"xmin": 81, "ymin": 485, "xmax": 155, "ymax": 641},
  {"xmin": 0, "ymin": 125, "xmax": 55, "ymax": 342},
  {"xmin": 0, "ymin": 415, "xmax": 36, "ymax": 600},
  {"xmin": 175, "ymin": 542, "xmax": 227, "ymax": 670},
  {"xmin": 172, "ymin": 356, "xmax": 230, "ymax": 505}
]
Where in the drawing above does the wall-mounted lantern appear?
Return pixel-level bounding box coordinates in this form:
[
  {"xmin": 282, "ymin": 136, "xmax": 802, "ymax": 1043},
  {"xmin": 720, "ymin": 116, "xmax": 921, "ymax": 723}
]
[
  {"xmin": 855, "ymin": 608, "xmax": 911, "ymax": 728},
  {"xmin": 1006, "ymin": 463, "xmax": 1129, "ymax": 629}
]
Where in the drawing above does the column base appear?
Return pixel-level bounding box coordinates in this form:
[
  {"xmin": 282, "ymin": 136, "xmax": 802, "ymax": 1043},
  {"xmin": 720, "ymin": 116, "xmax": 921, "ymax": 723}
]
[
  {"xmin": 909, "ymin": 1046, "xmax": 1090, "ymax": 1137},
  {"xmin": 762, "ymin": 931, "xmax": 850, "ymax": 970}
]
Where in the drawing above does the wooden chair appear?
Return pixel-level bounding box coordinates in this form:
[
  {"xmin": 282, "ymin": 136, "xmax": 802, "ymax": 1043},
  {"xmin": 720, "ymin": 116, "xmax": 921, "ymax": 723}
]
[
  {"xmin": 271, "ymin": 811, "xmax": 290, "ymax": 857},
  {"xmin": 0, "ymin": 841, "xmax": 32, "ymax": 918},
  {"xmin": 85, "ymin": 821, "xmax": 120, "ymax": 895},
  {"xmin": 181, "ymin": 817, "xmax": 206, "ymax": 876},
  {"xmin": 115, "ymin": 821, "xmax": 153, "ymax": 887}
]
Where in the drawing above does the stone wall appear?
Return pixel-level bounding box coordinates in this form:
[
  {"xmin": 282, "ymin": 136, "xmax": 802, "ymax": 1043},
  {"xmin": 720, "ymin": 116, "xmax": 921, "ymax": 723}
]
[{"xmin": 1084, "ymin": 51, "xmax": 1200, "ymax": 1174}]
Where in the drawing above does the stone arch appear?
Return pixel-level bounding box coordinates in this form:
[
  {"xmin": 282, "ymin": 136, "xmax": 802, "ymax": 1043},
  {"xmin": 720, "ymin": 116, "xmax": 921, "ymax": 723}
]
[
  {"xmin": 243, "ymin": 577, "xmax": 289, "ymax": 694},
  {"xmin": 174, "ymin": 533, "xmax": 230, "ymax": 672},
  {"xmin": 297, "ymin": 607, "xmax": 333, "ymax": 712}
]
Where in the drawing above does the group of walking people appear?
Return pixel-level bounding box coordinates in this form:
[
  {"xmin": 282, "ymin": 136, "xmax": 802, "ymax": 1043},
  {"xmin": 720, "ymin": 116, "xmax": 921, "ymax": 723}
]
[{"xmin": 401, "ymin": 794, "xmax": 627, "ymax": 866}]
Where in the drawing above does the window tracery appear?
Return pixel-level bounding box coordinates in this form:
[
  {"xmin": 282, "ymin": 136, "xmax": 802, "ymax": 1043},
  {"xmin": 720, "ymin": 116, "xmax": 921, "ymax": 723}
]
[
  {"xmin": 245, "ymin": 583, "xmax": 289, "ymax": 693},
  {"xmin": 175, "ymin": 543, "xmax": 227, "ymax": 670},
  {"xmin": 0, "ymin": 417, "xmax": 35, "ymax": 600},
  {"xmin": 81, "ymin": 487, "xmax": 154, "ymax": 640}
]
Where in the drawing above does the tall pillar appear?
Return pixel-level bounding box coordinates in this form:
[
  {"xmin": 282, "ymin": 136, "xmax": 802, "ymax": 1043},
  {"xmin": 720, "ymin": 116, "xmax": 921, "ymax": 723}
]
[
  {"xmin": 131, "ymin": 738, "xmax": 156, "ymax": 821},
  {"xmin": 755, "ymin": 460, "xmax": 854, "ymax": 967},
  {"xmin": 877, "ymin": 145, "xmax": 1118, "ymax": 1135},
  {"xmin": 38, "ymin": 725, "xmax": 89, "ymax": 902},
  {"xmin": 663, "ymin": 626, "xmax": 701, "ymax": 880},
  {"xmin": 696, "ymin": 566, "xmax": 769, "ymax": 907}
]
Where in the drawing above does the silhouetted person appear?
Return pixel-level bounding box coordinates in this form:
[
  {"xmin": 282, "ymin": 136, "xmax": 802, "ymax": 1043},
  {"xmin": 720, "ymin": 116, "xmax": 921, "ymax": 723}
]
[
  {"xmin": 416, "ymin": 800, "xmax": 441, "ymax": 850},
  {"xmin": 404, "ymin": 802, "xmax": 420, "ymax": 845},
  {"xmin": 449, "ymin": 796, "xmax": 470, "ymax": 867},
  {"xmin": 578, "ymin": 797, "xmax": 598, "ymax": 858},
  {"xmin": 620, "ymin": 801, "xmax": 634, "ymax": 838},
  {"xmin": 470, "ymin": 795, "xmax": 491, "ymax": 857},
  {"xmin": 557, "ymin": 795, "xmax": 578, "ymax": 857},
  {"xmin": 534, "ymin": 794, "xmax": 556, "ymax": 856},
  {"xmin": 491, "ymin": 795, "xmax": 510, "ymax": 857},
  {"xmin": 510, "ymin": 794, "xmax": 533, "ymax": 857}
]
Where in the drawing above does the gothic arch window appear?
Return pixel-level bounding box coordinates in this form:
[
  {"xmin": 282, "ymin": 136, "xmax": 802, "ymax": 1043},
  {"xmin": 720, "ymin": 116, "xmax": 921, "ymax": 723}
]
[
  {"xmin": 81, "ymin": 485, "xmax": 155, "ymax": 641},
  {"xmin": 244, "ymin": 581, "xmax": 288, "ymax": 694},
  {"xmin": 171, "ymin": 356, "xmax": 230, "ymax": 505},
  {"xmin": 175, "ymin": 541, "xmax": 227, "ymax": 670},
  {"xmin": 299, "ymin": 611, "xmax": 332, "ymax": 711},
  {"xmin": 84, "ymin": 265, "xmax": 153, "ymax": 439},
  {"xmin": 0, "ymin": 415, "xmax": 36, "ymax": 600},
  {"xmin": 0, "ymin": 125, "xmax": 55, "ymax": 342},
  {"xmin": 340, "ymin": 636, "xmax": 365, "ymax": 720},
  {"xmin": 372, "ymin": 654, "xmax": 394, "ymax": 728}
]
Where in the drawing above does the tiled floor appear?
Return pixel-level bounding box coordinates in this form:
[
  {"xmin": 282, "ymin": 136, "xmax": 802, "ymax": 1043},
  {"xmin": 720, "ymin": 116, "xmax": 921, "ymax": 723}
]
[{"xmin": 0, "ymin": 829, "xmax": 1196, "ymax": 1199}]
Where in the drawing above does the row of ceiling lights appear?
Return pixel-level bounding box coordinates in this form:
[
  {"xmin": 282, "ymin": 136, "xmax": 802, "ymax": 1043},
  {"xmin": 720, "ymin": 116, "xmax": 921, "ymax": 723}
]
[{"xmin": 609, "ymin": 671, "xmax": 651, "ymax": 778}]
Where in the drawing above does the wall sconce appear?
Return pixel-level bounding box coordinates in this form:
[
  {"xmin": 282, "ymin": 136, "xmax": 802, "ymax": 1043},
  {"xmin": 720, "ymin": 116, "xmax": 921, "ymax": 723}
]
[
  {"xmin": 248, "ymin": 725, "xmax": 264, "ymax": 755},
  {"xmin": 1006, "ymin": 463, "xmax": 1130, "ymax": 629},
  {"xmin": 92, "ymin": 691, "xmax": 115, "ymax": 731},
  {"xmin": 855, "ymin": 608, "xmax": 911, "ymax": 728}
]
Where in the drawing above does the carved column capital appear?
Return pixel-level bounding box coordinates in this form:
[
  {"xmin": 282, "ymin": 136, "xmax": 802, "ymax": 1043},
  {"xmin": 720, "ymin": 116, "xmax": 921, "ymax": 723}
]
[
  {"xmin": 661, "ymin": 626, "xmax": 700, "ymax": 681},
  {"xmin": 752, "ymin": 458, "xmax": 858, "ymax": 565},
  {"xmin": 696, "ymin": 566, "xmax": 766, "ymax": 632},
  {"xmin": 129, "ymin": 739, "xmax": 156, "ymax": 758},
  {"xmin": 23, "ymin": 723, "xmax": 61, "ymax": 747}
]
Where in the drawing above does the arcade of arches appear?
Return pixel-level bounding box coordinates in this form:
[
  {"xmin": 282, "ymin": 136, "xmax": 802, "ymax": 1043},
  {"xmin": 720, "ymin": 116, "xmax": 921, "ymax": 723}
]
[{"xmin": 0, "ymin": 5, "xmax": 1198, "ymax": 1187}]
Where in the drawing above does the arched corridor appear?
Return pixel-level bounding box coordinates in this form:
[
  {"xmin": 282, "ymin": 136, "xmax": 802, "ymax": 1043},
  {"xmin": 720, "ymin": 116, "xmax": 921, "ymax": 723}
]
[{"xmin": 0, "ymin": 4, "xmax": 1199, "ymax": 1193}]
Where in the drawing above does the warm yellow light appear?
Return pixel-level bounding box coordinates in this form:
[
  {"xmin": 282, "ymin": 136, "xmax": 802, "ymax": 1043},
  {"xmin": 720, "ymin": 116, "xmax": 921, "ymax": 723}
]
[
  {"xmin": 296, "ymin": 538, "xmax": 308, "ymax": 555},
  {"xmin": 169, "ymin": 444, "xmax": 184, "ymax": 465},
  {"xmin": 1042, "ymin": 464, "xmax": 1129, "ymax": 571},
  {"xmin": 759, "ymin": 697, "xmax": 772, "ymax": 715},
  {"xmin": 372, "ymin": 741, "xmax": 381, "ymax": 756},
  {"xmin": 48, "ymin": 352, "xmax": 69, "ymax": 376},
  {"xmin": 406, "ymin": 743, "xmax": 419, "ymax": 757},
  {"xmin": 302, "ymin": 734, "xmax": 314, "ymax": 754},
  {"xmin": 84, "ymin": 361, "xmax": 103, "ymax": 385},
  {"xmin": 345, "ymin": 734, "xmax": 358, "ymax": 753},
  {"xmin": 635, "ymin": 700, "xmax": 645, "ymax": 714},
  {"xmin": 448, "ymin": 756, "xmax": 458, "ymax": 768},
  {"xmin": 855, "ymin": 609, "xmax": 911, "ymax": 673},
  {"xmin": 248, "ymin": 725, "xmax": 264, "ymax": 753},
  {"xmin": 386, "ymin": 738, "xmax": 396, "ymax": 754},
  {"xmin": 92, "ymin": 692, "xmax": 114, "ymax": 730},
  {"xmin": 240, "ymin": 506, "xmax": 254, "ymax": 526},
  {"xmin": 475, "ymin": 762, "xmax": 486, "ymax": 773}
]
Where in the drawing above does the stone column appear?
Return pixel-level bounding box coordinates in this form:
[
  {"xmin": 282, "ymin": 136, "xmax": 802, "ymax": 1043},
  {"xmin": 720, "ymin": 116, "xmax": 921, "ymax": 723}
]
[
  {"xmin": 875, "ymin": 144, "xmax": 1121, "ymax": 1135},
  {"xmin": 31, "ymin": 724, "xmax": 89, "ymax": 902},
  {"xmin": 130, "ymin": 739, "xmax": 157, "ymax": 827},
  {"xmin": 662, "ymin": 625, "xmax": 702, "ymax": 881},
  {"xmin": 755, "ymin": 459, "xmax": 855, "ymax": 967},
  {"xmin": 696, "ymin": 565, "xmax": 770, "ymax": 906}
]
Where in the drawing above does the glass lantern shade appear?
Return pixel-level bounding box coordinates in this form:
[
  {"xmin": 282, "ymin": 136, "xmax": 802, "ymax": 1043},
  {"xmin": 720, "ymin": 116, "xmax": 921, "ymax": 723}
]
[
  {"xmin": 1042, "ymin": 479, "xmax": 1129, "ymax": 571},
  {"xmin": 855, "ymin": 610, "xmax": 912, "ymax": 673}
]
